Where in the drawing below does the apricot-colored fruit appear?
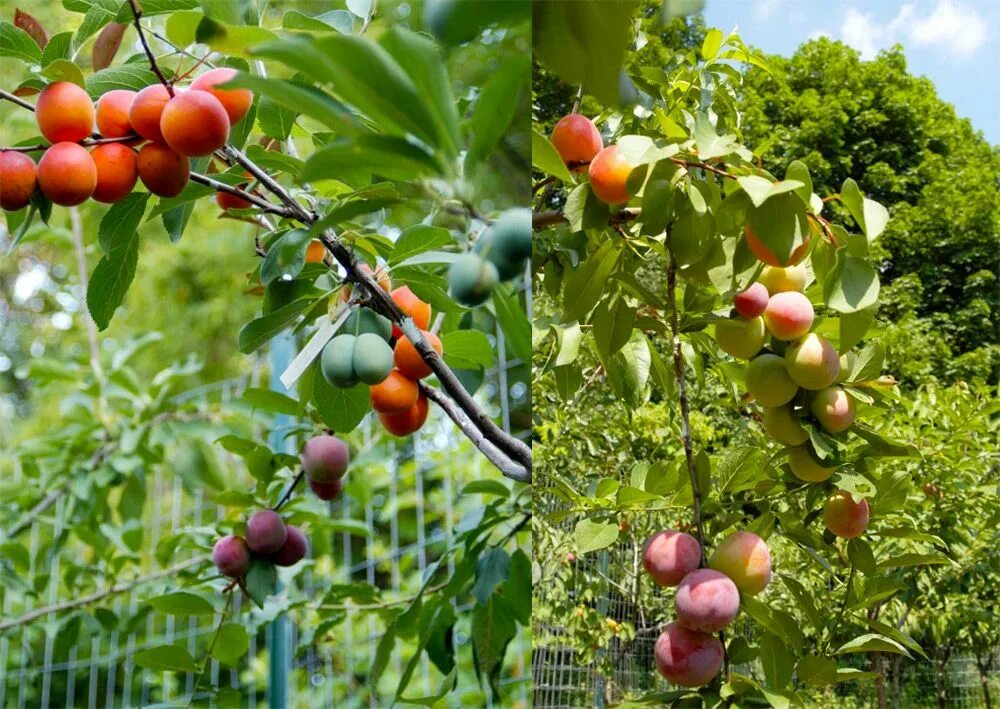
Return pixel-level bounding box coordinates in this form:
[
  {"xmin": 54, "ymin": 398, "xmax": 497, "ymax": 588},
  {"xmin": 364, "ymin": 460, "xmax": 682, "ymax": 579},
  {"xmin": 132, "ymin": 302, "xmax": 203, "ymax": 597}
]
[
  {"xmin": 301, "ymin": 434, "xmax": 350, "ymax": 483},
  {"xmin": 0, "ymin": 151, "xmax": 37, "ymax": 211},
  {"xmin": 655, "ymin": 621, "xmax": 724, "ymax": 688},
  {"xmin": 370, "ymin": 370, "xmax": 419, "ymax": 415},
  {"xmin": 390, "ymin": 286, "xmax": 431, "ymax": 339},
  {"xmin": 642, "ymin": 530, "xmax": 701, "ymax": 587},
  {"xmin": 213, "ymin": 535, "xmax": 251, "ymax": 578},
  {"xmin": 36, "ymin": 82, "xmax": 94, "ymax": 144},
  {"xmin": 190, "ymin": 67, "xmax": 253, "ymax": 124},
  {"xmin": 160, "ymin": 90, "xmax": 230, "ymax": 157},
  {"xmin": 746, "ymin": 353, "xmax": 798, "ymax": 407},
  {"xmin": 306, "ymin": 239, "xmax": 326, "ymax": 263},
  {"xmin": 379, "ymin": 393, "xmax": 429, "ymax": 436},
  {"xmin": 761, "ymin": 404, "xmax": 809, "ymax": 446},
  {"xmin": 823, "ymin": 490, "xmax": 869, "ymax": 538},
  {"xmin": 37, "ymin": 142, "xmax": 96, "ymax": 206},
  {"xmin": 788, "ymin": 445, "xmax": 835, "ymax": 483},
  {"xmin": 675, "ymin": 568, "xmax": 740, "ymax": 633},
  {"xmin": 733, "ymin": 282, "xmax": 769, "ymax": 318},
  {"xmin": 271, "ymin": 525, "xmax": 308, "ymax": 566},
  {"xmin": 246, "ymin": 509, "xmax": 287, "ymax": 554},
  {"xmin": 588, "ymin": 144, "xmax": 632, "ymax": 205},
  {"xmin": 394, "ymin": 330, "xmax": 443, "ymax": 380},
  {"xmin": 90, "ymin": 143, "xmax": 138, "ymax": 204},
  {"xmin": 708, "ymin": 531, "xmax": 772, "ymax": 596},
  {"xmin": 746, "ymin": 224, "xmax": 810, "ymax": 267},
  {"xmin": 759, "ymin": 264, "xmax": 807, "ymax": 294},
  {"xmin": 810, "ymin": 386, "xmax": 856, "ymax": 433},
  {"xmin": 785, "ymin": 333, "xmax": 840, "ymax": 390},
  {"xmin": 714, "ymin": 315, "xmax": 766, "ymax": 360},
  {"xmin": 551, "ymin": 114, "xmax": 603, "ymax": 169},
  {"xmin": 137, "ymin": 143, "xmax": 189, "ymax": 197},
  {"xmin": 763, "ymin": 291, "xmax": 814, "ymax": 341},
  {"xmin": 216, "ymin": 191, "xmax": 252, "ymax": 210},
  {"xmin": 129, "ymin": 84, "xmax": 172, "ymax": 143},
  {"xmin": 96, "ymin": 90, "xmax": 137, "ymax": 138}
]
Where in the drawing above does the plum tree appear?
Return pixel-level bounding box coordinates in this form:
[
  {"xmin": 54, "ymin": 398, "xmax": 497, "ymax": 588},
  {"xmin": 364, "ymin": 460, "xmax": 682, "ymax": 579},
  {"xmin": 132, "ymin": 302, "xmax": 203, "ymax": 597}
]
[
  {"xmin": 785, "ymin": 333, "xmax": 840, "ymax": 390},
  {"xmin": 246, "ymin": 509, "xmax": 287, "ymax": 554},
  {"xmin": 448, "ymin": 253, "xmax": 498, "ymax": 306},
  {"xmin": 474, "ymin": 207, "xmax": 532, "ymax": 279},
  {"xmin": 394, "ymin": 330, "xmax": 443, "ymax": 380},
  {"xmin": 551, "ymin": 113, "xmax": 603, "ymax": 167},
  {"xmin": 160, "ymin": 90, "xmax": 230, "ymax": 157},
  {"xmin": 654, "ymin": 621, "xmax": 724, "ymax": 688},
  {"xmin": 642, "ymin": 530, "xmax": 701, "ymax": 587},
  {"xmin": 761, "ymin": 403, "xmax": 809, "ymax": 446},
  {"xmin": 390, "ymin": 286, "xmax": 431, "ymax": 339},
  {"xmin": 733, "ymin": 282, "xmax": 768, "ymax": 318},
  {"xmin": 136, "ymin": 143, "xmax": 189, "ymax": 197},
  {"xmin": 271, "ymin": 525, "xmax": 308, "ymax": 567},
  {"xmin": 745, "ymin": 225, "xmax": 810, "ymax": 267},
  {"xmin": 0, "ymin": 151, "xmax": 37, "ymax": 211},
  {"xmin": 378, "ymin": 394, "xmax": 430, "ymax": 436},
  {"xmin": 189, "ymin": 67, "xmax": 253, "ymax": 124},
  {"xmin": 212, "ymin": 535, "xmax": 251, "ymax": 578},
  {"xmin": 714, "ymin": 315, "xmax": 766, "ymax": 360},
  {"xmin": 759, "ymin": 264, "xmax": 807, "ymax": 293},
  {"xmin": 95, "ymin": 89, "xmax": 137, "ymax": 138},
  {"xmin": 370, "ymin": 370, "xmax": 419, "ymax": 415},
  {"xmin": 810, "ymin": 386, "xmax": 856, "ymax": 433},
  {"xmin": 763, "ymin": 291, "xmax": 814, "ymax": 341},
  {"xmin": 90, "ymin": 143, "xmax": 138, "ymax": 204},
  {"xmin": 675, "ymin": 568, "xmax": 741, "ymax": 633},
  {"xmin": 301, "ymin": 434, "xmax": 350, "ymax": 483},
  {"xmin": 823, "ymin": 491, "xmax": 870, "ymax": 538},
  {"xmin": 309, "ymin": 478, "xmax": 343, "ymax": 501},
  {"xmin": 37, "ymin": 143, "xmax": 96, "ymax": 206},
  {"xmin": 787, "ymin": 445, "xmax": 835, "ymax": 482},
  {"xmin": 129, "ymin": 84, "xmax": 172, "ymax": 142},
  {"xmin": 708, "ymin": 531, "xmax": 772, "ymax": 596},
  {"xmin": 351, "ymin": 332, "xmax": 394, "ymax": 385},
  {"xmin": 588, "ymin": 144, "xmax": 632, "ymax": 205},
  {"xmin": 35, "ymin": 81, "xmax": 94, "ymax": 143},
  {"xmin": 745, "ymin": 353, "xmax": 798, "ymax": 407}
]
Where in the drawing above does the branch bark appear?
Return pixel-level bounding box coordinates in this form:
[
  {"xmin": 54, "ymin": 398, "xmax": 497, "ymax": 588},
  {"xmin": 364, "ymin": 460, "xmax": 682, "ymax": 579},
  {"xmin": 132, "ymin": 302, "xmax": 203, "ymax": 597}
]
[{"xmin": 127, "ymin": 0, "xmax": 174, "ymax": 96}]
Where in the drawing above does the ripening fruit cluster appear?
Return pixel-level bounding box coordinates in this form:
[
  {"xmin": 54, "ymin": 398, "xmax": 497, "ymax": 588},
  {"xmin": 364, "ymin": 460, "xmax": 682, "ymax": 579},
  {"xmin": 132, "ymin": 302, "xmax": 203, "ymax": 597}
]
[
  {"xmin": 713, "ymin": 264, "xmax": 871, "ymax": 539},
  {"xmin": 0, "ymin": 71, "xmax": 252, "ymax": 212},
  {"xmin": 319, "ymin": 278, "xmax": 439, "ymax": 438},
  {"xmin": 644, "ymin": 529, "xmax": 772, "ymax": 688},
  {"xmin": 551, "ymin": 113, "xmax": 633, "ymax": 205},
  {"xmin": 213, "ymin": 510, "xmax": 309, "ymax": 580},
  {"xmin": 448, "ymin": 208, "xmax": 531, "ymax": 306}
]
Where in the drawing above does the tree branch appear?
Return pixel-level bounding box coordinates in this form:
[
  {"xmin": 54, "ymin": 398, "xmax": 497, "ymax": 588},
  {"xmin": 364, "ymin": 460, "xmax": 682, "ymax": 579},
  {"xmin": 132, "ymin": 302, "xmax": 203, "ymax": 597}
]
[
  {"xmin": 532, "ymin": 208, "xmax": 639, "ymax": 231},
  {"xmin": 128, "ymin": 0, "xmax": 174, "ymax": 96},
  {"xmin": 0, "ymin": 87, "xmax": 35, "ymax": 111},
  {"xmin": 3, "ymin": 486, "xmax": 67, "ymax": 539},
  {"xmin": 0, "ymin": 134, "xmax": 143, "ymax": 152},
  {"xmin": 272, "ymin": 470, "xmax": 305, "ymax": 511},
  {"xmin": 189, "ymin": 171, "xmax": 296, "ymax": 218}
]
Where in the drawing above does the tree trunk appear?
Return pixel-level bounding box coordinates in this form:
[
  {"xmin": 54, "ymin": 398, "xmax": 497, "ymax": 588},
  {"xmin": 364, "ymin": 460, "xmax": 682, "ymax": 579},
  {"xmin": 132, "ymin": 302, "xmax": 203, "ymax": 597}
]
[
  {"xmin": 976, "ymin": 653, "xmax": 993, "ymax": 709},
  {"xmin": 891, "ymin": 654, "xmax": 903, "ymax": 709},
  {"xmin": 935, "ymin": 648, "xmax": 952, "ymax": 709},
  {"xmin": 874, "ymin": 652, "xmax": 888, "ymax": 709}
]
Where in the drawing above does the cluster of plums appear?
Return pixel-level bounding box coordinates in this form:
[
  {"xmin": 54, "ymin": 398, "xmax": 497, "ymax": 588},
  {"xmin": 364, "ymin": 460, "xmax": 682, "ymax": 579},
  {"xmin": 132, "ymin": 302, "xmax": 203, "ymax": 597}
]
[
  {"xmin": 714, "ymin": 264, "xmax": 870, "ymax": 539},
  {"xmin": 213, "ymin": 510, "xmax": 309, "ymax": 580},
  {"xmin": 645, "ymin": 529, "xmax": 772, "ymax": 688},
  {"xmin": 0, "ymin": 70, "xmax": 252, "ymax": 212},
  {"xmin": 320, "ymin": 277, "xmax": 440, "ymax": 437},
  {"xmin": 447, "ymin": 208, "xmax": 531, "ymax": 306}
]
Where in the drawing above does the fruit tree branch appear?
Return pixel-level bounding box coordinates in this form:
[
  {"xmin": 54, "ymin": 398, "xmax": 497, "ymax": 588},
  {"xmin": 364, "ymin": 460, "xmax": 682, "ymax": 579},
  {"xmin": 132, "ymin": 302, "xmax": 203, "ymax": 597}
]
[
  {"xmin": 188, "ymin": 171, "xmax": 296, "ymax": 218},
  {"xmin": 127, "ymin": 0, "xmax": 175, "ymax": 96},
  {"xmin": 0, "ymin": 134, "xmax": 142, "ymax": 152},
  {"xmin": 0, "ymin": 87, "xmax": 35, "ymax": 111},
  {"xmin": 532, "ymin": 208, "xmax": 639, "ymax": 231}
]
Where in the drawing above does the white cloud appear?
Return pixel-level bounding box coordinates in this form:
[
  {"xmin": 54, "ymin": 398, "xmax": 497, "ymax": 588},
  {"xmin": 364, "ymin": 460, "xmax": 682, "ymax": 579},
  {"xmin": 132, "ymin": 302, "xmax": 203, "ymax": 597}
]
[
  {"xmin": 841, "ymin": 8, "xmax": 883, "ymax": 60},
  {"xmin": 807, "ymin": 30, "xmax": 832, "ymax": 41},
  {"xmin": 755, "ymin": 0, "xmax": 782, "ymax": 19},
  {"xmin": 839, "ymin": 1, "xmax": 985, "ymax": 60}
]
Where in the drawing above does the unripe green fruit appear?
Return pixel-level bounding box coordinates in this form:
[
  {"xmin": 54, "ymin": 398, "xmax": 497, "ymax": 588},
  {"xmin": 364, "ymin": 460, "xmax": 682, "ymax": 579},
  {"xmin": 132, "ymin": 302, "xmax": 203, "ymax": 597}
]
[
  {"xmin": 475, "ymin": 208, "xmax": 531, "ymax": 280},
  {"xmin": 811, "ymin": 386, "xmax": 856, "ymax": 433},
  {"xmin": 785, "ymin": 333, "xmax": 841, "ymax": 390},
  {"xmin": 714, "ymin": 316, "xmax": 766, "ymax": 360},
  {"xmin": 746, "ymin": 354, "xmax": 798, "ymax": 407},
  {"xmin": 344, "ymin": 307, "xmax": 392, "ymax": 342},
  {"xmin": 759, "ymin": 264, "xmax": 807, "ymax": 293},
  {"xmin": 352, "ymin": 333, "xmax": 394, "ymax": 385},
  {"xmin": 836, "ymin": 352, "xmax": 856, "ymax": 383},
  {"xmin": 761, "ymin": 404, "xmax": 809, "ymax": 446},
  {"xmin": 448, "ymin": 253, "xmax": 498, "ymax": 306},
  {"xmin": 321, "ymin": 334, "xmax": 358, "ymax": 388},
  {"xmin": 788, "ymin": 445, "xmax": 835, "ymax": 482}
]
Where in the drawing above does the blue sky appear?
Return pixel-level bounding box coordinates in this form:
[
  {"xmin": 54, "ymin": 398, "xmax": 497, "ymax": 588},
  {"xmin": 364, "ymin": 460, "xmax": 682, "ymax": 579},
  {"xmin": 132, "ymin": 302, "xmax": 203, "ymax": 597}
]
[{"xmin": 702, "ymin": 0, "xmax": 1000, "ymax": 144}]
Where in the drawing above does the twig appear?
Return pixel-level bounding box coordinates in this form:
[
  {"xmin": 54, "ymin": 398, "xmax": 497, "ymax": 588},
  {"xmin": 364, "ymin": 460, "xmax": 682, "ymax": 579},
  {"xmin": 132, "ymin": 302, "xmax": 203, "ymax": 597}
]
[
  {"xmin": 0, "ymin": 556, "xmax": 209, "ymax": 631},
  {"xmin": 0, "ymin": 88, "xmax": 35, "ymax": 111},
  {"xmin": 189, "ymin": 172, "xmax": 295, "ymax": 218},
  {"xmin": 187, "ymin": 591, "xmax": 233, "ymax": 706},
  {"xmin": 532, "ymin": 208, "xmax": 638, "ymax": 231},
  {"xmin": 273, "ymin": 470, "xmax": 305, "ymax": 511},
  {"xmin": 0, "ymin": 134, "xmax": 142, "ymax": 153},
  {"xmin": 127, "ymin": 0, "xmax": 174, "ymax": 96},
  {"xmin": 3, "ymin": 486, "xmax": 67, "ymax": 539}
]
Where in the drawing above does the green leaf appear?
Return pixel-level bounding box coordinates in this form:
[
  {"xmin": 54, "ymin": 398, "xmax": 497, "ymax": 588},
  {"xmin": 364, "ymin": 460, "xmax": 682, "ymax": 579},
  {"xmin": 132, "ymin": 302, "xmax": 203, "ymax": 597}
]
[
  {"xmin": 562, "ymin": 240, "xmax": 620, "ymax": 322},
  {"xmin": 785, "ymin": 160, "xmax": 813, "ymax": 206},
  {"xmin": 73, "ymin": 0, "xmax": 119, "ymax": 51},
  {"xmin": 389, "ymin": 225, "xmax": 453, "ymax": 265},
  {"xmin": 606, "ymin": 333, "xmax": 651, "ymax": 409},
  {"xmin": 165, "ymin": 10, "xmax": 202, "ymax": 46},
  {"xmin": 745, "ymin": 192, "xmax": 809, "ymax": 266},
  {"xmin": 134, "ymin": 645, "xmax": 199, "ymax": 673},
  {"xmin": 87, "ymin": 205, "xmax": 144, "ymax": 331},
  {"xmin": 41, "ymin": 31, "xmax": 73, "ymax": 65},
  {"xmin": 758, "ymin": 633, "xmax": 794, "ymax": 689},
  {"xmin": 834, "ymin": 633, "xmax": 912, "ymax": 658},
  {"xmin": 471, "ymin": 595, "xmax": 517, "ymax": 702},
  {"xmin": 301, "ymin": 136, "xmax": 442, "ymax": 183},
  {"xmin": 41, "ymin": 59, "xmax": 85, "ymax": 87},
  {"xmin": 492, "ymin": 284, "xmax": 531, "ymax": 363},
  {"xmin": 114, "ymin": 0, "xmax": 199, "ymax": 21},
  {"xmin": 282, "ymin": 9, "xmax": 353, "ymax": 33},
  {"xmin": 261, "ymin": 229, "xmax": 312, "ymax": 286},
  {"xmin": 797, "ymin": 655, "xmax": 838, "ymax": 686},
  {"xmin": 257, "ymin": 96, "xmax": 297, "ymax": 140},
  {"xmin": 461, "ymin": 480, "xmax": 510, "ymax": 497},
  {"xmin": 737, "ymin": 176, "xmax": 805, "ymax": 208},
  {"xmin": 147, "ymin": 592, "xmax": 215, "ymax": 617},
  {"xmin": 86, "ymin": 65, "xmax": 170, "ymax": 97},
  {"xmin": 823, "ymin": 254, "xmax": 880, "ymax": 313},
  {"xmin": 99, "ymin": 193, "xmax": 149, "ymax": 253},
  {"xmin": 223, "ymin": 74, "xmax": 362, "ymax": 136},
  {"xmin": 847, "ymin": 538, "xmax": 877, "ymax": 575},
  {"xmin": 195, "ymin": 16, "xmax": 276, "ymax": 55},
  {"xmin": 531, "ymin": 131, "xmax": 573, "ymax": 183},
  {"xmin": 504, "ymin": 549, "xmax": 531, "ymax": 626},
  {"xmin": 212, "ymin": 624, "xmax": 250, "ymax": 667},
  {"xmin": 238, "ymin": 299, "xmax": 313, "ymax": 354},
  {"xmin": 465, "ymin": 54, "xmax": 529, "ymax": 171},
  {"xmin": 592, "ymin": 298, "xmax": 636, "ymax": 366},
  {"xmin": 241, "ymin": 387, "xmax": 299, "ymax": 415},
  {"xmin": 471, "ymin": 549, "xmax": 510, "ymax": 604},
  {"xmin": 839, "ymin": 308, "xmax": 874, "ymax": 354},
  {"xmin": 840, "ymin": 178, "xmax": 889, "ymax": 241},
  {"xmin": 244, "ymin": 559, "xmax": 277, "ymax": 609},
  {"xmin": 0, "ymin": 22, "xmax": 43, "ymax": 64},
  {"xmin": 441, "ymin": 329, "xmax": 494, "ymax": 369},
  {"xmin": 312, "ymin": 368, "xmax": 369, "ymax": 433},
  {"xmin": 701, "ymin": 28, "xmax": 723, "ymax": 60},
  {"xmin": 574, "ymin": 518, "xmax": 618, "ymax": 554},
  {"xmin": 876, "ymin": 552, "xmax": 951, "ymax": 569}
]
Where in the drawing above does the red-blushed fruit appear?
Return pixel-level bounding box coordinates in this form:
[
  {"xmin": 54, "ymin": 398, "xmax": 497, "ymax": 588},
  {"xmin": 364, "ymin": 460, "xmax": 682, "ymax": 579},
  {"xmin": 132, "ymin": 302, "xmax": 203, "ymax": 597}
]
[
  {"xmin": 36, "ymin": 82, "xmax": 94, "ymax": 144},
  {"xmin": 37, "ymin": 143, "xmax": 96, "ymax": 206},
  {"xmin": 551, "ymin": 114, "xmax": 603, "ymax": 169},
  {"xmin": 309, "ymin": 478, "xmax": 343, "ymax": 501},
  {"xmin": 654, "ymin": 621, "xmax": 724, "ymax": 688},
  {"xmin": 810, "ymin": 386, "xmax": 856, "ymax": 433},
  {"xmin": 675, "ymin": 568, "xmax": 741, "ymax": 633},
  {"xmin": 190, "ymin": 67, "xmax": 253, "ymax": 124},
  {"xmin": 271, "ymin": 525, "xmax": 308, "ymax": 567},
  {"xmin": 565, "ymin": 552, "xmax": 576, "ymax": 564},
  {"xmin": 642, "ymin": 530, "xmax": 702, "ymax": 587},
  {"xmin": 588, "ymin": 144, "xmax": 632, "ymax": 205},
  {"xmin": 390, "ymin": 286, "xmax": 431, "ymax": 339},
  {"xmin": 785, "ymin": 333, "xmax": 840, "ymax": 390},
  {"xmin": 823, "ymin": 490, "xmax": 870, "ymax": 538},
  {"xmin": 160, "ymin": 90, "xmax": 230, "ymax": 157},
  {"xmin": 708, "ymin": 531, "xmax": 772, "ymax": 596},
  {"xmin": 96, "ymin": 89, "xmax": 137, "ymax": 138},
  {"xmin": 216, "ymin": 191, "xmax": 252, "ymax": 210},
  {"xmin": 301, "ymin": 434, "xmax": 350, "ymax": 483},
  {"xmin": 0, "ymin": 151, "xmax": 37, "ymax": 211},
  {"xmin": 379, "ymin": 393, "xmax": 429, "ymax": 436},
  {"xmin": 129, "ymin": 84, "xmax": 172, "ymax": 142},
  {"xmin": 213, "ymin": 535, "xmax": 251, "ymax": 578},
  {"xmin": 245, "ymin": 509, "xmax": 287, "ymax": 554},
  {"xmin": 306, "ymin": 240, "xmax": 325, "ymax": 264},
  {"xmin": 137, "ymin": 143, "xmax": 189, "ymax": 197},
  {"xmin": 90, "ymin": 143, "xmax": 138, "ymax": 204},
  {"xmin": 370, "ymin": 370, "xmax": 419, "ymax": 415},
  {"xmin": 763, "ymin": 291, "xmax": 814, "ymax": 341},
  {"xmin": 393, "ymin": 330, "xmax": 443, "ymax": 380},
  {"xmin": 733, "ymin": 282, "xmax": 769, "ymax": 318},
  {"xmin": 745, "ymin": 225, "xmax": 811, "ymax": 267}
]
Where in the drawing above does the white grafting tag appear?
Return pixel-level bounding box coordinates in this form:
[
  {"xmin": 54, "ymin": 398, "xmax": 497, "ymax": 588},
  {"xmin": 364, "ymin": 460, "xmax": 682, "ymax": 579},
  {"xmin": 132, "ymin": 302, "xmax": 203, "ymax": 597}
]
[{"xmin": 279, "ymin": 305, "xmax": 351, "ymax": 390}]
